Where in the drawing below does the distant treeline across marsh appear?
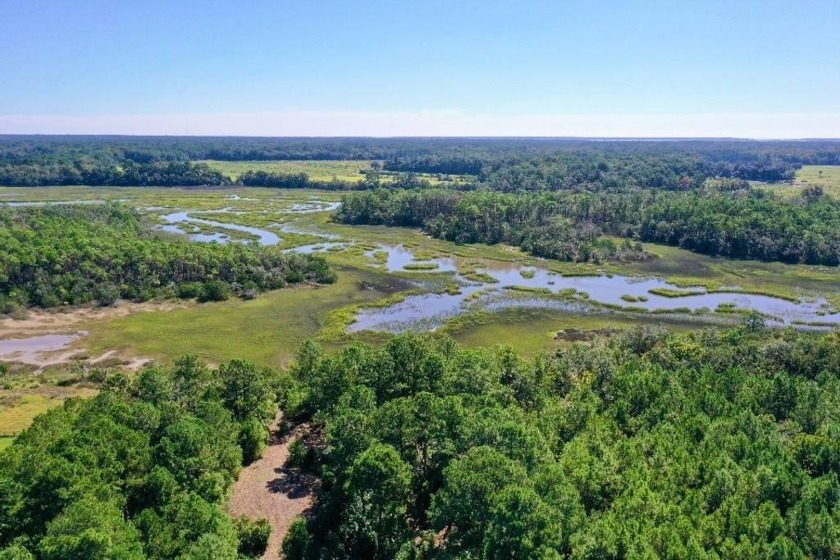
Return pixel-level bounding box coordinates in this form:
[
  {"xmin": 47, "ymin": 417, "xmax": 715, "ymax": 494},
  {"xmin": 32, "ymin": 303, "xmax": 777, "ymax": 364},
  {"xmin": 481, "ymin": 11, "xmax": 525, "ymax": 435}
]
[{"xmin": 1, "ymin": 136, "xmax": 839, "ymax": 188}]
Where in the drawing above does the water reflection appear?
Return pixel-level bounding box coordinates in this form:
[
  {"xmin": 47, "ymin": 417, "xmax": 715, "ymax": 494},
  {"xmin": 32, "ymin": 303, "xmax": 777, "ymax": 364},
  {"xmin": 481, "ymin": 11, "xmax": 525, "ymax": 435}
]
[
  {"xmin": 158, "ymin": 211, "xmax": 280, "ymax": 245},
  {"xmin": 351, "ymin": 250, "xmax": 839, "ymax": 332}
]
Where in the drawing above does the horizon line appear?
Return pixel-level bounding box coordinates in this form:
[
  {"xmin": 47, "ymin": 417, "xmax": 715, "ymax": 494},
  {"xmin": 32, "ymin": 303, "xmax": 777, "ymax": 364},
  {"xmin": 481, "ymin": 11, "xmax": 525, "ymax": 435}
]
[
  {"xmin": 2, "ymin": 133, "xmax": 840, "ymax": 142},
  {"xmin": 1, "ymin": 110, "xmax": 839, "ymax": 139}
]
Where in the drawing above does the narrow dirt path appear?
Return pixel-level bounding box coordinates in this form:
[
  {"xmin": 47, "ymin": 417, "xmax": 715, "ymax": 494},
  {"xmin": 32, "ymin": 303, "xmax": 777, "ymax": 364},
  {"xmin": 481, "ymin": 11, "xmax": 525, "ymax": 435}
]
[{"xmin": 229, "ymin": 414, "xmax": 317, "ymax": 560}]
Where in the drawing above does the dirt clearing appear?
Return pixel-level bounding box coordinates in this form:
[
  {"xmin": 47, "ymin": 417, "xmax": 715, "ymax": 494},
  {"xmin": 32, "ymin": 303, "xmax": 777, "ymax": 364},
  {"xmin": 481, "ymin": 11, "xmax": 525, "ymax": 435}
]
[{"xmin": 229, "ymin": 415, "xmax": 317, "ymax": 560}]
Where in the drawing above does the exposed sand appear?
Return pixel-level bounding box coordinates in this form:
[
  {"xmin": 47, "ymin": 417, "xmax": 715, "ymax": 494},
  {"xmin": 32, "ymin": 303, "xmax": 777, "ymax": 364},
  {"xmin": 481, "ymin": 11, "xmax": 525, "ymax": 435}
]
[
  {"xmin": 0, "ymin": 301, "xmax": 182, "ymax": 370},
  {"xmin": 228, "ymin": 415, "xmax": 317, "ymax": 560},
  {"xmin": 0, "ymin": 301, "xmax": 186, "ymax": 338}
]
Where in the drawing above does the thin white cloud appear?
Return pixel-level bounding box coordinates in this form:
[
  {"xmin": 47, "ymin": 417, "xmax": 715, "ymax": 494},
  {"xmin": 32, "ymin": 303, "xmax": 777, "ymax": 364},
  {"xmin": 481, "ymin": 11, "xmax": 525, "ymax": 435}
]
[{"xmin": 0, "ymin": 110, "xmax": 838, "ymax": 138}]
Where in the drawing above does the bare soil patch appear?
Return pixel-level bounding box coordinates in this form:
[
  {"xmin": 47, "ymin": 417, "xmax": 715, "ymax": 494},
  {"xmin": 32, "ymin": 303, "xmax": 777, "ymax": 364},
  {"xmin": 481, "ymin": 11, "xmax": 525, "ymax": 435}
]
[
  {"xmin": 0, "ymin": 301, "xmax": 181, "ymax": 370},
  {"xmin": 0, "ymin": 300, "xmax": 187, "ymax": 339},
  {"xmin": 229, "ymin": 415, "xmax": 317, "ymax": 560}
]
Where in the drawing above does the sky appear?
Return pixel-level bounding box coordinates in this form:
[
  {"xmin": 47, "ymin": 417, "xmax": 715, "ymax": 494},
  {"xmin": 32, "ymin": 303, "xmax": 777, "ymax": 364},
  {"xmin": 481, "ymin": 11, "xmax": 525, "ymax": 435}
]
[{"xmin": 1, "ymin": 0, "xmax": 838, "ymax": 138}]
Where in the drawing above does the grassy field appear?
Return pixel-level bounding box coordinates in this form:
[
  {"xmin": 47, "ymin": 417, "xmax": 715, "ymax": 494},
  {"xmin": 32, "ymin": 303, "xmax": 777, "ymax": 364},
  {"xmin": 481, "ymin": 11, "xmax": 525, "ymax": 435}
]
[
  {"xmin": 759, "ymin": 165, "xmax": 840, "ymax": 200},
  {"xmin": 198, "ymin": 160, "xmax": 472, "ymax": 186},
  {"xmin": 0, "ymin": 185, "xmax": 312, "ymax": 205},
  {"xmin": 0, "ymin": 395, "xmax": 58, "ymax": 437},
  {"xmin": 85, "ymin": 264, "xmax": 411, "ymax": 368},
  {"xmin": 441, "ymin": 307, "xmax": 704, "ymax": 357},
  {"xmin": 625, "ymin": 242, "xmax": 840, "ymax": 303},
  {"xmin": 0, "ymin": 387, "xmax": 98, "ymax": 447},
  {"xmin": 199, "ymin": 160, "xmax": 374, "ymax": 182}
]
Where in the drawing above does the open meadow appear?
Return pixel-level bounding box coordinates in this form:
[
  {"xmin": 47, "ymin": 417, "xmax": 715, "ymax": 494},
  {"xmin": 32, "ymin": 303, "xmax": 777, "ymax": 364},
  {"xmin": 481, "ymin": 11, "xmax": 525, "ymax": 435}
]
[
  {"xmin": 199, "ymin": 159, "xmax": 374, "ymax": 182},
  {"xmin": 758, "ymin": 164, "xmax": 840, "ymax": 199},
  {"xmin": 197, "ymin": 159, "xmax": 473, "ymax": 186}
]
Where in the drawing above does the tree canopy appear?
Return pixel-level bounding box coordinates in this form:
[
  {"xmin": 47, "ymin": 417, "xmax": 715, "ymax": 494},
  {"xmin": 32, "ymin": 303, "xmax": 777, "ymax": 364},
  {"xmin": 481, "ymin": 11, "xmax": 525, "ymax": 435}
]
[
  {"xmin": 280, "ymin": 327, "xmax": 840, "ymax": 559},
  {"xmin": 0, "ymin": 356, "xmax": 279, "ymax": 559},
  {"xmin": 0, "ymin": 204, "xmax": 335, "ymax": 311},
  {"xmin": 336, "ymin": 187, "xmax": 840, "ymax": 265}
]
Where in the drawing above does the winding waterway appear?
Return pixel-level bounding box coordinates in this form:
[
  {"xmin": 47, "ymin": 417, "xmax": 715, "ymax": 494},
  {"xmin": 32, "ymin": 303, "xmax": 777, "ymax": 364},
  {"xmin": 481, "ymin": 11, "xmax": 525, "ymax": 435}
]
[
  {"xmin": 8, "ymin": 196, "xmax": 835, "ymax": 334},
  {"xmin": 351, "ymin": 253, "xmax": 839, "ymax": 332}
]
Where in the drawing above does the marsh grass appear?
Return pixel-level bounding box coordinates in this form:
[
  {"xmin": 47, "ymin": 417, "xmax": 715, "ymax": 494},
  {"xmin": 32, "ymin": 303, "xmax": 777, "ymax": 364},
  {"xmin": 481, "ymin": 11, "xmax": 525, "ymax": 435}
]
[{"xmin": 649, "ymin": 287, "xmax": 706, "ymax": 298}]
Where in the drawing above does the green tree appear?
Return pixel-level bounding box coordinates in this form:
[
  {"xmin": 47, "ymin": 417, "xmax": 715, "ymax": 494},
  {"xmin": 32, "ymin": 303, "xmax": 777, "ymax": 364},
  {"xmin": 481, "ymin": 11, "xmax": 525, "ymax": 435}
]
[
  {"xmin": 39, "ymin": 496, "xmax": 144, "ymax": 560},
  {"xmin": 342, "ymin": 443, "xmax": 412, "ymax": 559},
  {"xmin": 431, "ymin": 446, "xmax": 527, "ymax": 550},
  {"xmin": 218, "ymin": 359, "xmax": 276, "ymax": 422}
]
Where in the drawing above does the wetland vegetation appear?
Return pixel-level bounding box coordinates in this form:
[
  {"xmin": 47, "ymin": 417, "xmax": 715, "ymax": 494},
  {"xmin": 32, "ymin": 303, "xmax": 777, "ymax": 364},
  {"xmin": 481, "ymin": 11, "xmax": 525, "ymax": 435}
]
[{"xmin": 1, "ymin": 137, "xmax": 840, "ymax": 559}]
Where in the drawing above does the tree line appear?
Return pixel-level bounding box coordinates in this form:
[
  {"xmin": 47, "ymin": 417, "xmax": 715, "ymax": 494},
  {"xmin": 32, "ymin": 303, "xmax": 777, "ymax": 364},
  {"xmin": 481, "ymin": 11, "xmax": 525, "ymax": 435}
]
[
  {"xmin": 336, "ymin": 187, "xmax": 840, "ymax": 265},
  {"xmin": 0, "ymin": 204, "xmax": 335, "ymax": 311},
  {"xmin": 0, "ymin": 161, "xmax": 231, "ymax": 187},
  {"xmin": 2, "ymin": 136, "xmax": 839, "ymax": 189},
  {"xmin": 277, "ymin": 326, "xmax": 840, "ymax": 559}
]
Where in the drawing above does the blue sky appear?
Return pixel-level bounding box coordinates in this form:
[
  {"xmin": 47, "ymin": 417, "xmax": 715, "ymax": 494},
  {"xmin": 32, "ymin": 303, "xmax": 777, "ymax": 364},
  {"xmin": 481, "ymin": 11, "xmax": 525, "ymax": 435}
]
[{"xmin": 1, "ymin": 0, "xmax": 838, "ymax": 137}]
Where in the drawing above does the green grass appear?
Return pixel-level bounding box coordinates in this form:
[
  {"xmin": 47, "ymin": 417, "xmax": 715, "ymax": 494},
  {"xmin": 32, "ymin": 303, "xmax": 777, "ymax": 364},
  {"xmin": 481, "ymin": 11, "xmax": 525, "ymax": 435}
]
[
  {"xmin": 0, "ymin": 437, "xmax": 12, "ymax": 451},
  {"xmin": 0, "ymin": 395, "xmax": 56, "ymax": 437},
  {"xmin": 85, "ymin": 265, "xmax": 411, "ymax": 368},
  {"xmin": 757, "ymin": 165, "xmax": 840, "ymax": 200},
  {"xmin": 795, "ymin": 166, "xmax": 840, "ymax": 197},
  {"xmin": 196, "ymin": 160, "xmax": 473, "ymax": 186},
  {"xmin": 648, "ymin": 287, "xmax": 706, "ymax": 298},
  {"xmin": 0, "ymin": 389, "xmax": 96, "ymax": 441},
  {"xmin": 198, "ymin": 160, "xmax": 375, "ymax": 183},
  {"xmin": 463, "ymin": 272, "xmax": 499, "ymax": 284},
  {"xmin": 622, "ymin": 242, "xmax": 840, "ymax": 303},
  {"xmin": 403, "ymin": 262, "xmax": 440, "ymax": 271},
  {"xmin": 441, "ymin": 307, "xmax": 700, "ymax": 357},
  {"xmin": 503, "ymin": 285, "xmax": 552, "ymax": 295}
]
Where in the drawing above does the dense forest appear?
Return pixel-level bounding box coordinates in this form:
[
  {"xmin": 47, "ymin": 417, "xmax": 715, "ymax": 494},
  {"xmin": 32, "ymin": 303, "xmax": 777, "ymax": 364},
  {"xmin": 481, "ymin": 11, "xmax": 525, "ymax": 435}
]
[
  {"xmin": 336, "ymin": 187, "xmax": 840, "ymax": 265},
  {"xmin": 0, "ymin": 356, "xmax": 280, "ymax": 559},
  {"xmin": 3, "ymin": 326, "xmax": 839, "ymax": 559},
  {"xmin": 2, "ymin": 136, "xmax": 840, "ymax": 188},
  {"xmin": 0, "ymin": 204, "xmax": 334, "ymax": 311},
  {"xmin": 275, "ymin": 326, "xmax": 840, "ymax": 559},
  {"xmin": 0, "ymin": 160, "xmax": 231, "ymax": 187}
]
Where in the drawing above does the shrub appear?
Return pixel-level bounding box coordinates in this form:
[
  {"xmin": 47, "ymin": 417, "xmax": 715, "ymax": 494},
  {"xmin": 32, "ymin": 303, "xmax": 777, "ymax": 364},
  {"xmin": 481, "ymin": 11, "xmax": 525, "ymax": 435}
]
[
  {"xmin": 95, "ymin": 283, "xmax": 121, "ymax": 306},
  {"xmin": 235, "ymin": 517, "xmax": 271, "ymax": 559},
  {"xmin": 286, "ymin": 437, "xmax": 311, "ymax": 469},
  {"xmin": 239, "ymin": 418, "xmax": 269, "ymax": 465},
  {"xmin": 199, "ymin": 280, "xmax": 230, "ymax": 302},
  {"xmin": 177, "ymin": 282, "xmax": 204, "ymax": 299},
  {"xmin": 281, "ymin": 518, "xmax": 310, "ymax": 560}
]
